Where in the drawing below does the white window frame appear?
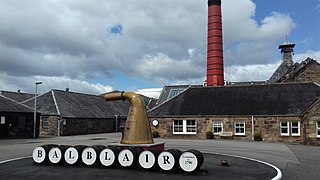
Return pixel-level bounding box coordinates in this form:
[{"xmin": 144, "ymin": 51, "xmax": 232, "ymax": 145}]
[
  {"xmin": 234, "ymin": 122, "xmax": 245, "ymax": 136},
  {"xmin": 173, "ymin": 120, "xmax": 197, "ymax": 134},
  {"xmin": 291, "ymin": 121, "xmax": 300, "ymax": 136},
  {"xmin": 317, "ymin": 121, "xmax": 320, "ymax": 138},
  {"xmin": 280, "ymin": 121, "xmax": 289, "ymax": 136},
  {"xmin": 173, "ymin": 120, "xmax": 183, "ymax": 134},
  {"xmin": 212, "ymin": 121, "xmax": 223, "ymax": 134},
  {"xmin": 167, "ymin": 89, "xmax": 184, "ymax": 100}
]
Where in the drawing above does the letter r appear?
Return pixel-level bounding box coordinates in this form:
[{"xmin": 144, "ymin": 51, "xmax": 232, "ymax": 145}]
[{"xmin": 163, "ymin": 155, "xmax": 170, "ymax": 164}]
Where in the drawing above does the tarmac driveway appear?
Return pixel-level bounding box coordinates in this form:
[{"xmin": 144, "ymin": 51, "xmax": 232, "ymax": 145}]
[{"xmin": 0, "ymin": 133, "xmax": 319, "ymax": 179}]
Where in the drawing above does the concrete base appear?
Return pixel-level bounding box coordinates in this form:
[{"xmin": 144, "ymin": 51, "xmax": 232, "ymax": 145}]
[{"xmin": 108, "ymin": 142, "xmax": 165, "ymax": 151}]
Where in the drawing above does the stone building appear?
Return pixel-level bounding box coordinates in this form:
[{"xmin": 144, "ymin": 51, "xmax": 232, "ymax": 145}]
[
  {"xmin": 23, "ymin": 89, "xmax": 129, "ymax": 136},
  {"xmin": 148, "ymin": 83, "xmax": 320, "ymax": 145},
  {"xmin": 147, "ymin": 36, "xmax": 320, "ymax": 145},
  {"xmin": 269, "ymin": 38, "xmax": 320, "ymax": 84},
  {"xmin": 0, "ymin": 92, "xmax": 40, "ymax": 139}
]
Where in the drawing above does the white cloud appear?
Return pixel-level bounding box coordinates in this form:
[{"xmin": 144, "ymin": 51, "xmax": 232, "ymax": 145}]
[
  {"xmin": 222, "ymin": 0, "xmax": 295, "ymax": 65},
  {"xmin": 225, "ymin": 64, "xmax": 279, "ymax": 82},
  {"xmin": 137, "ymin": 52, "xmax": 204, "ymax": 81},
  {"xmin": 0, "ymin": 0, "xmax": 316, "ymax": 95},
  {"xmin": 0, "ymin": 74, "xmax": 113, "ymax": 95},
  {"xmin": 293, "ymin": 50, "xmax": 320, "ymax": 62},
  {"xmin": 135, "ymin": 88, "xmax": 163, "ymax": 99}
]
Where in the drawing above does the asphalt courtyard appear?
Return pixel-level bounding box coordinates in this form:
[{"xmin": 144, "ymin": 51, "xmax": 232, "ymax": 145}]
[{"xmin": 0, "ymin": 133, "xmax": 319, "ymax": 179}]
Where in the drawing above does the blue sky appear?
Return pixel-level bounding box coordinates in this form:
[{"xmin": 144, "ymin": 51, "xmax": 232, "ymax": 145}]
[
  {"xmin": 0, "ymin": 0, "xmax": 319, "ymax": 98},
  {"xmin": 254, "ymin": 0, "xmax": 320, "ymax": 54}
]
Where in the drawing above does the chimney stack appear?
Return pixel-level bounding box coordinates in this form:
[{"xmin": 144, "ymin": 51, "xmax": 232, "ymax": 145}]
[{"xmin": 207, "ymin": 0, "xmax": 224, "ymax": 86}]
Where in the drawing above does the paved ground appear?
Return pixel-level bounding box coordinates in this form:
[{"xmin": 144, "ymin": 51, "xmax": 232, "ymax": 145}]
[{"xmin": 0, "ymin": 133, "xmax": 319, "ymax": 179}]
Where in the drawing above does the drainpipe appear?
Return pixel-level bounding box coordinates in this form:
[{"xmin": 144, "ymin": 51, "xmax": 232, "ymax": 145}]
[
  {"xmin": 301, "ymin": 116, "xmax": 306, "ymax": 145},
  {"xmin": 57, "ymin": 117, "xmax": 61, "ymax": 137},
  {"xmin": 115, "ymin": 115, "xmax": 118, "ymax": 132},
  {"xmin": 252, "ymin": 116, "xmax": 254, "ymax": 141}
]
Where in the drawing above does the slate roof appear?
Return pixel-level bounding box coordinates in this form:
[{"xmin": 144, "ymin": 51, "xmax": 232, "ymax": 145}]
[
  {"xmin": 156, "ymin": 85, "xmax": 202, "ymax": 105},
  {"xmin": 148, "ymin": 83, "xmax": 320, "ymax": 117},
  {"xmin": 23, "ymin": 91, "xmax": 60, "ymax": 116},
  {"xmin": 23, "ymin": 90, "xmax": 129, "ymax": 118},
  {"xmin": 277, "ymin": 58, "xmax": 319, "ymax": 82},
  {"xmin": 146, "ymin": 98, "xmax": 158, "ymax": 110},
  {"xmin": 268, "ymin": 61, "xmax": 292, "ymax": 83},
  {"xmin": 0, "ymin": 95, "xmax": 34, "ymax": 113},
  {"xmin": 268, "ymin": 58, "xmax": 318, "ymax": 83},
  {"xmin": 0, "ymin": 91, "xmax": 34, "ymax": 103}
]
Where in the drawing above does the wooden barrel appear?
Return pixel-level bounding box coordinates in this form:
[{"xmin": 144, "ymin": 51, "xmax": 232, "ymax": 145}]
[
  {"xmin": 179, "ymin": 149, "xmax": 204, "ymax": 172},
  {"xmin": 82, "ymin": 145, "xmax": 106, "ymax": 166},
  {"xmin": 64, "ymin": 145, "xmax": 87, "ymax": 165},
  {"xmin": 118, "ymin": 147, "xmax": 143, "ymax": 168},
  {"xmin": 32, "ymin": 144, "xmax": 58, "ymax": 164},
  {"xmin": 99, "ymin": 146, "xmax": 121, "ymax": 167},
  {"xmin": 54, "ymin": 145, "xmax": 71, "ymax": 164},
  {"xmin": 138, "ymin": 148, "xmax": 161, "ymax": 169},
  {"xmin": 158, "ymin": 149, "xmax": 182, "ymax": 171}
]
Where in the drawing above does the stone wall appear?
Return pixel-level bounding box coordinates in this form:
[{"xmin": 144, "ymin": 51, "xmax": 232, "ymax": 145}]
[
  {"xmin": 280, "ymin": 61, "xmax": 320, "ymax": 84},
  {"xmin": 303, "ymin": 102, "xmax": 320, "ymax": 146},
  {"xmin": 40, "ymin": 116, "xmax": 59, "ymax": 137},
  {"xmin": 295, "ymin": 63, "xmax": 320, "ymax": 84},
  {"xmin": 150, "ymin": 115, "xmax": 305, "ymax": 144}
]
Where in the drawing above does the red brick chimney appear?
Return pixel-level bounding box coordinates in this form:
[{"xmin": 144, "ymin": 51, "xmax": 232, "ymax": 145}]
[{"xmin": 207, "ymin": 0, "xmax": 224, "ymax": 86}]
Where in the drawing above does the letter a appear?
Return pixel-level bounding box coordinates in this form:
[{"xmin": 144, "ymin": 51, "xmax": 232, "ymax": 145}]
[
  {"xmin": 52, "ymin": 151, "xmax": 58, "ymax": 159},
  {"xmin": 123, "ymin": 153, "xmax": 129, "ymax": 161}
]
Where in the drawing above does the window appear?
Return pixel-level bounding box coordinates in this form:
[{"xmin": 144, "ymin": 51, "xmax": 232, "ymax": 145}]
[
  {"xmin": 280, "ymin": 121, "xmax": 289, "ymax": 136},
  {"xmin": 291, "ymin": 121, "xmax": 300, "ymax": 136},
  {"xmin": 167, "ymin": 89, "xmax": 185, "ymax": 100},
  {"xmin": 234, "ymin": 122, "xmax": 245, "ymax": 135},
  {"xmin": 42, "ymin": 117, "xmax": 49, "ymax": 129},
  {"xmin": 317, "ymin": 121, "xmax": 320, "ymax": 138},
  {"xmin": 186, "ymin": 120, "xmax": 197, "ymax": 133},
  {"xmin": 212, "ymin": 121, "xmax": 223, "ymax": 134},
  {"xmin": 173, "ymin": 120, "xmax": 197, "ymax": 134}
]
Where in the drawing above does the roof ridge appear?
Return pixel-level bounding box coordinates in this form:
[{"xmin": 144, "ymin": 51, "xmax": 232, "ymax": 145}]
[
  {"xmin": 0, "ymin": 90, "xmax": 34, "ymax": 95},
  {"xmin": 190, "ymin": 82, "xmax": 316, "ymax": 89},
  {"xmin": 52, "ymin": 89, "xmax": 101, "ymax": 97}
]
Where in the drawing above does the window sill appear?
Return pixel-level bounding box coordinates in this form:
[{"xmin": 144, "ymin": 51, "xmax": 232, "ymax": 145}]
[
  {"xmin": 173, "ymin": 132, "xmax": 197, "ymax": 135},
  {"xmin": 280, "ymin": 134, "xmax": 289, "ymax": 136},
  {"xmin": 291, "ymin": 134, "xmax": 300, "ymax": 137}
]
